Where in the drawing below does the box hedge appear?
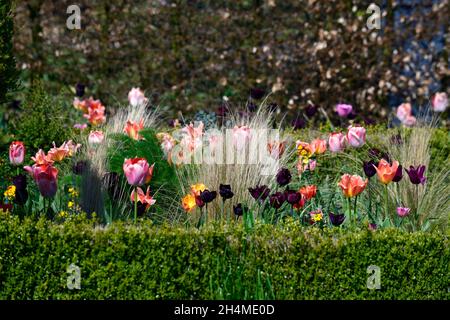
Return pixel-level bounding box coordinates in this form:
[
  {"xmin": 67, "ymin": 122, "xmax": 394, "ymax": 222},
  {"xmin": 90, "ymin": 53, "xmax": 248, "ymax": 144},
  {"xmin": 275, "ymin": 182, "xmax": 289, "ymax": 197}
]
[{"xmin": 0, "ymin": 213, "xmax": 448, "ymax": 300}]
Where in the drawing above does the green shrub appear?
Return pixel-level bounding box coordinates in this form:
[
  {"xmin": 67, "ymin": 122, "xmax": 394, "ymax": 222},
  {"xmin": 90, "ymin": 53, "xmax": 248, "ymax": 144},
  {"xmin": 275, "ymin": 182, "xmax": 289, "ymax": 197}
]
[
  {"xmin": 11, "ymin": 83, "xmax": 72, "ymax": 153},
  {"xmin": 0, "ymin": 0, "xmax": 17, "ymax": 105},
  {"xmin": 0, "ymin": 214, "xmax": 448, "ymax": 299}
]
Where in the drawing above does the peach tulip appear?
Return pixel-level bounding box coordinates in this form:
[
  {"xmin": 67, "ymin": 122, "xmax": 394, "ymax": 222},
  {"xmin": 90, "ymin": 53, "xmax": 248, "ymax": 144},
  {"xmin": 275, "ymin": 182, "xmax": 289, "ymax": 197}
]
[
  {"xmin": 338, "ymin": 174, "xmax": 368, "ymax": 198},
  {"xmin": 124, "ymin": 119, "xmax": 144, "ymax": 140},
  {"xmin": 310, "ymin": 139, "xmax": 327, "ymax": 154},
  {"xmin": 47, "ymin": 142, "xmax": 70, "ymax": 162},
  {"xmin": 374, "ymin": 159, "xmax": 399, "ymax": 184}
]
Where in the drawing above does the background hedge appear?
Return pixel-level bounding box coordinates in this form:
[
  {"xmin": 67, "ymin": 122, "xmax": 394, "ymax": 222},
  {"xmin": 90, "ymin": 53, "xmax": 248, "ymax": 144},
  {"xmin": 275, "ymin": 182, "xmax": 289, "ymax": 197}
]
[
  {"xmin": 12, "ymin": 0, "xmax": 449, "ymax": 119},
  {"xmin": 0, "ymin": 214, "xmax": 448, "ymax": 299}
]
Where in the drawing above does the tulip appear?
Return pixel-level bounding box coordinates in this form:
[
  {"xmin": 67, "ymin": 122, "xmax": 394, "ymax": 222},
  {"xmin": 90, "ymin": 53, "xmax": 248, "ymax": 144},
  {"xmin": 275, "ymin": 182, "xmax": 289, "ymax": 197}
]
[
  {"xmin": 329, "ymin": 212, "xmax": 345, "ymax": 226},
  {"xmin": 363, "ymin": 160, "xmax": 377, "ymax": 178},
  {"xmin": 328, "ymin": 132, "xmax": 346, "ymax": 153},
  {"xmin": 31, "ymin": 149, "xmax": 53, "ymax": 166},
  {"xmin": 232, "ymin": 125, "xmax": 251, "ymax": 151},
  {"xmin": 405, "ymin": 165, "xmax": 427, "ymax": 185},
  {"xmin": 199, "ymin": 190, "xmax": 217, "ymax": 203},
  {"xmin": 130, "ymin": 186, "xmax": 156, "ymax": 211},
  {"xmin": 403, "ymin": 115, "xmax": 417, "ymax": 127},
  {"xmin": 396, "ymin": 103, "xmax": 412, "ymax": 122},
  {"xmin": 299, "ymin": 185, "xmax": 317, "ymax": 201},
  {"xmin": 123, "ymin": 158, "xmax": 151, "ymax": 186},
  {"xmin": 9, "ymin": 141, "xmax": 25, "ymax": 165},
  {"xmin": 250, "ymin": 88, "xmax": 265, "ymax": 100},
  {"xmin": 181, "ymin": 194, "xmax": 196, "ymax": 212},
  {"xmin": 310, "ymin": 139, "xmax": 327, "ymax": 154},
  {"xmin": 269, "ymin": 192, "xmax": 285, "ymax": 209},
  {"xmin": 305, "ymin": 103, "xmax": 318, "ymax": 117},
  {"xmin": 396, "ymin": 207, "xmax": 411, "ymax": 218},
  {"xmin": 293, "ymin": 195, "xmax": 306, "ymax": 210},
  {"xmin": 12, "ymin": 174, "xmax": 28, "ymax": 205},
  {"xmin": 374, "ymin": 159, "xmax": 399, "ymax": 184},
  {"xmin": 24, "ymin": 164, "xmax": 58, "ymax": 198},
  {"xmin": 72, "ymin": 160, "xmax": 87, "ymax": 176},
  {"xmin": 392, "ymin": 165, "xmax": 403, "ymax": 183},
  {"xmin": 267, "ymin": 141, "xmax": 286, "ymax": 159},
  {"xmin": 75, "ymin": 83, "xmax": 85, "ymax": 97},
  {"xmin": 431, "ymin": 92, "xmax": 448, "ymax": 112},
  {"xmin": 88, "ymin": 130, "xmax": 104, "ymax": 145},
  {"xmin": 248, "ymin": 185, "xmax": 270, "ymax": 201},
  {"xmin": 233, "ymin": 203, "xmax": 245, "ymax": 216},
  {"xmin": 219, "ymin": 184, "xmax": 234, "ymax": 200},
  {"xmin": 335, "ymin": 104, "xmax": 353, "ymax": 117},
  {"xmin": 276, "ymin": 168, "xmax": 292, "ymax": 186},
  {"xmin": 83, "ymin": 98, "xmax": 106, "ymax": 125},
  {"xmin": 285, "ymin": 190, "xmax": 302, "ymax": 205},
  {"xmin": 292, "ymin": 117, "xmax": 306, "ymax": 130},
  {"xmin": 47, "ymin": 142, "xmax": 70, "ymax": 162},
  {"xmin": 346, "ymin": 126, "xmax": 366, "ymax": 148},
  {"xmin": 124, "ymin": 119, "xmax": 144, "ymax": 140},
  {"xmin": 73, "ymin": 97, "xmax": 88, "ymax": 113},
  {"xmin": 128, "ymin": 88, "xmax": 148, "ymax": 107},
  {"xmin": 338, "ymin": 174, "xmax": 368, "ymax": 198},
  {"xmin": 195, "ymin": 195, "xmax": 205, "ymax": 208},
  {"xmin": 73, "ymin": 123, "xmax": 88, "ymax": 131}
]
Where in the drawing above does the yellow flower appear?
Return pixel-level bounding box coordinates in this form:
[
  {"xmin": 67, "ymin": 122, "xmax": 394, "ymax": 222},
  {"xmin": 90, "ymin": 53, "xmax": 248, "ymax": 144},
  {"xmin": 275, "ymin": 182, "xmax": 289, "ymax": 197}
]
[
  {"xmin": 190, "ymin": 183, "xmax": 207, "ymax": 196},
  {"xmin": 58, "ymin": 210, "xmax": 68, "ymax": 218},
  {"xmin": 68, "ymin": 187, "xmax": 79, "ymax": 198},
  {"xmin": 312, "ymin": 211, "xmax": 323, "ymax": 222},
  {"xmin": 68, "ymin": 201, "xmax": 74, "ymax": 209},
  {"xmin": 181, "ymin": 194, "xmax": 196, "ymax": 212},
  {"xmin": 4, "ymin": 185, "xmax": 16, "ymax": 201}
]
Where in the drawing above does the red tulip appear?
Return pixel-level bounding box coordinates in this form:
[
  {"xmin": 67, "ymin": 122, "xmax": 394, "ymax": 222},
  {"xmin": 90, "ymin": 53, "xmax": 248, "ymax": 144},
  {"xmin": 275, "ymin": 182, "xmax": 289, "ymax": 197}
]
[
  {"xmin": 9, "ymin": 141, "xmax": 25, "ymax": 165},
  {"xmin": 24, "ymin": 164, "xmax": 58, "ymax": 198}
]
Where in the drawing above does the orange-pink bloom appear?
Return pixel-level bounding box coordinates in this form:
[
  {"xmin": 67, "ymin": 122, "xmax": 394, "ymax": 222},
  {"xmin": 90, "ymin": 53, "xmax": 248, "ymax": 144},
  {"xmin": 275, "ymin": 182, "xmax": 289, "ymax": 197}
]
[
  {"xmin": 374, "ymin": 159, "xmax": 399, "ymax": 184},
  {"xmin": 9, "ymin": 141, "xmax": 25, "ymax": 165},
  {"xmin": 310, "ymin": 138, "xmax": 327, "ymax": 154},
  {"xmin": 83, "ymin": 98, "xmax": 106, "ymax": 125},
  {"xmin": 338, "ymin": 174, "xmax": 368, "ymax": 198},
  {"xmin": 130, "ymin": 186, "xmax": 156, "ymax": 210},
  {"xmin": 124, "ymin": 119, "xmax": 144, "ymax": 140}
]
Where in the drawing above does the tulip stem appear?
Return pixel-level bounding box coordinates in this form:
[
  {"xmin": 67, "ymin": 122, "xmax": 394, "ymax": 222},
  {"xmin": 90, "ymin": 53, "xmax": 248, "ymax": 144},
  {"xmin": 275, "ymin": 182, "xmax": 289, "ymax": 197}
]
[
  {"xmin": 353, "ymin": 196, "xmax": 358, "ymax": 223},
  {"xmin": 134, "ymin": 186, "xmax": 138, "ymax": 223},
  {"xmin": 347, "ymin": 198, "xmax": 352, "ymax": 227},
  {"xmin": 384, "ymin": 184, "xmax": 389, "ymax": 220}
]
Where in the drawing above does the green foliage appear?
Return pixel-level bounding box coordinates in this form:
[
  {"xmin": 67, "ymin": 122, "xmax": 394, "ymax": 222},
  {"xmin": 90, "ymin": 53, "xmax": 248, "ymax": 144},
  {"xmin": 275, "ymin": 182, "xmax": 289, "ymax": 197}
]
[
  {"xmin": 0, "ymin": 214, "xmax": 448, "ymax": 299},
  {"xmin": 430, "ymin": 128, "xmax": 450, "ymax": 172},
  {"xmin": 11, "ymin": 83, "xmax": 72, "ymax": 153},
  {"xmin": 0, "ymin": 0, "xmax": 17, "ymax": 104},
  {"xmin": 108, "ymin": 129, "xmax": 181, "ymax": 220}
]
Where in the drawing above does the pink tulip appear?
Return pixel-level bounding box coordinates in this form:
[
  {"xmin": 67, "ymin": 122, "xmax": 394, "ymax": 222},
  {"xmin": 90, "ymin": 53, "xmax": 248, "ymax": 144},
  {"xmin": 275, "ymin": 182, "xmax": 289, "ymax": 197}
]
[
  {"xmin": 431, "ymin": 92, "xmax": 448, "ymax": 112},
  {"xmin": 232, "ymin": 125, "xmax": 251, "ymax": 151},
  {"xmin": 396, "ymin": 207, "xmax": 411, "ymax": 218},
  {"xmin": 88, "ymin": 130, "xmax": 104, "ymax": 145},
  {"xmin": 123, "ymin": 158, "xmax": 153, "ymax": 186},
  {"xmin": 402, "ymin": 115, "xmax": 416, "ymax": 127},
  {"xmin": 346, "ymin": 125, "xmax": 366, "ymax": 148},
  {"xmin": 335, "ymin": 104, "xmax": 353, "ymax": 117},
  {"xmin": 328, "ymin": 132, "xmax": 346, "ymax": 152},
  {"xmin": 9, "ymin": 141, "xmax": 25, "ymax": 165},
  {"xmin": 24, "ymin": 164, "xmax": 58, "ymax": 198},
  {"xmin": 128, "ymin": 88, "xmax": 148, "ymax": 107},
  {"xmin": 73, "ymin": 123, "xmax": 88, "ymax": 131},
  {"xmin": 396, "ymin": 102, "xmax": 416, "ymax": 126}
]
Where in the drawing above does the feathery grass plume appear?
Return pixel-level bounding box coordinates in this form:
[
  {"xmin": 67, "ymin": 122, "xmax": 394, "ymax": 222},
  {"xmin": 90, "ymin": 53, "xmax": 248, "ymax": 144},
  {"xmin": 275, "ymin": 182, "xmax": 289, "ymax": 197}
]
[
  {"xmin": 175, "ymin": 101, "xmax": 295, "ymax": 222},
  {"xmin": 387, "ymin": 109, "xmax": 449, "ymax": 231},
  {"xmin": 78, "ymin": 101, "xmax": 160, "ymax": 222}
]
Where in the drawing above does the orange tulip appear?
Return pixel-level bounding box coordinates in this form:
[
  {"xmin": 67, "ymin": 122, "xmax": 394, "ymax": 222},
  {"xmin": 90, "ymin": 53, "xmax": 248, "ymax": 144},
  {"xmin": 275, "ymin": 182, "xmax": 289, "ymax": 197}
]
[
  {"xmin": 299, "ymin": 185, "xmax": 317, "ymax": 201},
  {"xmin": 190, "ymin": 183, "xmax": 207, "ymax": 196},
  {"xmin": 374, "ymin": 159, "xmax": 399, "ymax": 184},
  {"xmin": 124, "ymin": 119, "xmax": 144, "ymax": 140},
  {"xmin": 338, "ymin": 174, "xmax": 368, "ymax": 198},
  {"xmin": 181, "ymin": 194, "xmax": 196, "ymax": 212},
  {"xmin": 310, "ymin": 139, "xmax": 327, "ymax": 154}
]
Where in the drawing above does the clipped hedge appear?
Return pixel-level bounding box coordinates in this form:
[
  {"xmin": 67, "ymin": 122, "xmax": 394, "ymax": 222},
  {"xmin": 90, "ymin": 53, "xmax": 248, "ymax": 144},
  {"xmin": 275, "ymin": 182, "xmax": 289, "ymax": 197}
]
[{"xmin": 0, "ymin": 214, "xmax": 448, "ymax": 300}]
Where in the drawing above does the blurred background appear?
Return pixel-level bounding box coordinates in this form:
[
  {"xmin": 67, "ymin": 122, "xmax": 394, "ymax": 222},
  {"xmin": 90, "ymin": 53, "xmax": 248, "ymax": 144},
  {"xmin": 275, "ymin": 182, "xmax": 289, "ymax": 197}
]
[{"xmin": 4, "ymin": 0, "xmax": 450, "ymax": 122}]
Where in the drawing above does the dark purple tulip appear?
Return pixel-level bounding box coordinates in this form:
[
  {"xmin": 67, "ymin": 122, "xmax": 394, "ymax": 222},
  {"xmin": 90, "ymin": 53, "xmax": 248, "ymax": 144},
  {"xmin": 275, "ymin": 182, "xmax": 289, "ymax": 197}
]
[
  {"xmin": 305, "ymin": 104, "xmax": 318, "ymax": 117},
  {"xmin": 219, "ymin": 184, "xmax": 234, "ymax": 200},
  {"xmin": 269, "ymin": 192, "xmax": 285, "ymax": 209},
  {"xmin": 200, "ymin": 190, "xmax": 217, "ymax": 203},
  {"xmin": 72, "ymin": 160, "xmax": 87, "ymax": 175},
  {"xmin": 248, "ymin": 102, "xmax": 258, "ymax": 112},
  {"xmin": 405, "ymin": 165, "xmax": 427, "ymax": 185},
  {"xmin": 363, "ymin": 160, "xmax": 377, "ymax": 178},
  {"xmin": 216, "ymin": 105, "xmax": 229, "ymax": 117},
  {"xmin": 276, "ymin": 168, "xmax": 291, "ymax": 186},
  {"xmin": 347, "ymin": 110, "xmax": 357, "ymax": 120},
  {"xmin": 75, "ymin": 83, "xmax": 85, "ymax": 97},
  {"xmin": 195, "ymin": 195, "xmax": 205, "ymax": 208},
  {"xmin": 250, "ymin": 88, "xmax": 266, "ymax": 100},
  {"xmin": 137, "ymin": 202, "xmax": 147, "ymax": 216},
  {"xmin": 248, "ymin": 185, "xmax": 271, "ymax": 201},
  {"xmin": 267, "ymin": 103, "xmax": 278, "ymax": 112},
  {"xmin": 392, "ymin": 165, "xmax": 403, "ymax": 183},
  {"xmin": 285, "ymin": 190, "xmax": 301, "ymax": 205},
  {"xmin": 233, "ymin": 203, "xmax": 246, "ymax": 216},
  {"xmin": 292, "ymin": 117, "xmax": 306, "ymax": 130},
  {"xmin": 329, "ymin": 212, "xmax": 345, "ymax": 226},
  {"xmin": 12, "ymin": 174, "xmax": 28, "ymax": 205}
]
